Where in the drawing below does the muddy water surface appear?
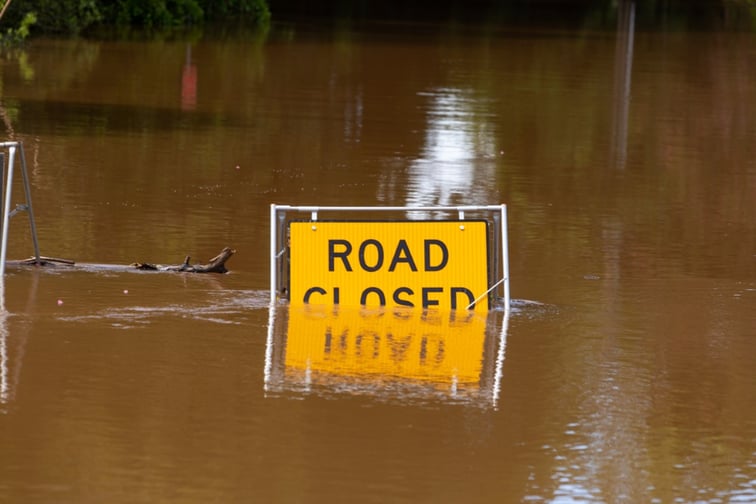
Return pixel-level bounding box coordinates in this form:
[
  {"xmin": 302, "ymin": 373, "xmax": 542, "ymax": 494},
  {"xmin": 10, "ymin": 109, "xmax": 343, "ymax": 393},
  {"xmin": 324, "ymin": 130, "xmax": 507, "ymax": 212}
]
[{"xmin": 0, "ymin": 13, "xmax": 754, "ymax": 504}]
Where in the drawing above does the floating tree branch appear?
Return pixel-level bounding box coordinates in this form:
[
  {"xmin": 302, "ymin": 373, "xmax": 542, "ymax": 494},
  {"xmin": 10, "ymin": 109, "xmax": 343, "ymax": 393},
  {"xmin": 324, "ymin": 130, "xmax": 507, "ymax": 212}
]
[
  {"xmin": 132, "ymin": 247, "xmax": 235, "ymax": 273},
  {"xmin": 12, "ymin": 247, "xmax": 236, "ymax": 274}
]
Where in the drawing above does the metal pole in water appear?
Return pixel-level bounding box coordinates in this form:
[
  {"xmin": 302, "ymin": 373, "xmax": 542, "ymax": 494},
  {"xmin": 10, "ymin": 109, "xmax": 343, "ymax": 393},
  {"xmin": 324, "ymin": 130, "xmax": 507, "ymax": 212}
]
[
  {"xmin": 270, "ymin": 204, "xmax": 277, "ymax": 304},
  {"xmin": 501, "ymin": 204, "xmax": 510, "ymax": 312},
  {"xmin": 0, "ymin": 146, "xmax": 16, "ymax": 277},
  {"xmin": 18, "ymin": 144, "xmax": 41, "ymax": 262},
  {"xmin": 263, "ymin": 302, "xmax": 275, "ymax": 391}
]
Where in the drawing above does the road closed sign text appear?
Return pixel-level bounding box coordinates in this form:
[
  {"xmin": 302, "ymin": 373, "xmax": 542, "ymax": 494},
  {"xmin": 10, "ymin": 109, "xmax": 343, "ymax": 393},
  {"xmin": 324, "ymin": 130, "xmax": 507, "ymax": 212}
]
[{"xmin": 288, "ymin": 221, "xmax": 490, "ymax": 311}]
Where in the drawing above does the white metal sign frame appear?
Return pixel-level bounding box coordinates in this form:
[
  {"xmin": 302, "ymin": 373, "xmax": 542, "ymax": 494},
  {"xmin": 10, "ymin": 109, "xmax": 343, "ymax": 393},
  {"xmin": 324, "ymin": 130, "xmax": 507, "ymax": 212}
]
[
  {"xmin": 0, "ymin": 141, "xmax": 42, "ymax": 277},
  {"xmin": 270, "ymin": 204, "xmax": 510, "ymax": 312}
]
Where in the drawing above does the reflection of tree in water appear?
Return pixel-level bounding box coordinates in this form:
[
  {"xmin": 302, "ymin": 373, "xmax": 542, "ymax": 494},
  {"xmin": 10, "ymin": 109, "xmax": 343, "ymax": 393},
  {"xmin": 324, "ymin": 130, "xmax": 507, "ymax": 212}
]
[{"xmin": 0, "ymin": 38, "xmax": 102, "ymax": 178}]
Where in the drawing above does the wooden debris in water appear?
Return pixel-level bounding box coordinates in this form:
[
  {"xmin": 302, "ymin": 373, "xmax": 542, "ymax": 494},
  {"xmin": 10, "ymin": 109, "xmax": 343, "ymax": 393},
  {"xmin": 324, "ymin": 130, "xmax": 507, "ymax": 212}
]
[{"xmin": 10, "ymin": 247, "xmax": 236, "ymax": 274}]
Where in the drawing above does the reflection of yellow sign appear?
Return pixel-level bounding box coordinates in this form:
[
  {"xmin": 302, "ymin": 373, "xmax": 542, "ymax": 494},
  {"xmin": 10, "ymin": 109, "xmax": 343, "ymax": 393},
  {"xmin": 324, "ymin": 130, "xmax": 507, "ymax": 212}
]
[
  {"xmin": 285, "ymin": 305, "xmax": 487, "ymax": 383},
  {"xmin": 289, "ymin": 221, "xmax": 489, "ymax": 311}
]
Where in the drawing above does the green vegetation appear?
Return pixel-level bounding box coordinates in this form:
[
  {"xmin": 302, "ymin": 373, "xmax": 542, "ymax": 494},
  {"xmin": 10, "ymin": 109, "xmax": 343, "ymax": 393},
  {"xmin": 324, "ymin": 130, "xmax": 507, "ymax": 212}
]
[
  {"xmin": 0, "ymin": 0, "xmax": 270, "ymax": 36},
  {"xmin": 1, "ymin": 0, "xmax": 755, "ymax": 40},
  {"xmin": 0, "ymin": 11, "xmax": 36, "ymax": 45}
]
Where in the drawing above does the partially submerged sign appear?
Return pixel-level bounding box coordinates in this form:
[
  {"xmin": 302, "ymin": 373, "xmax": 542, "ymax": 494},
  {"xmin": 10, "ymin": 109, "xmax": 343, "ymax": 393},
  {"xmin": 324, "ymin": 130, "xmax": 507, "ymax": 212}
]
[
  {"xmin": 270, "ymin": 205, "xmax": 510, "ymax": 312},
  {"xmin": 289, "ymin": 220, "xmax": 489, "ymax": 311}
]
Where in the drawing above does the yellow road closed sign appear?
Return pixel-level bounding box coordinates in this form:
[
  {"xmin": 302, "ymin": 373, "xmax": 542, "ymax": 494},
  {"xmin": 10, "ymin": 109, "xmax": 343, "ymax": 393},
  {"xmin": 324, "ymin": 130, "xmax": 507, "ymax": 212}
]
[{"xmin": 289, "ymin": 220, "xmax": 490, "ymax": 311}]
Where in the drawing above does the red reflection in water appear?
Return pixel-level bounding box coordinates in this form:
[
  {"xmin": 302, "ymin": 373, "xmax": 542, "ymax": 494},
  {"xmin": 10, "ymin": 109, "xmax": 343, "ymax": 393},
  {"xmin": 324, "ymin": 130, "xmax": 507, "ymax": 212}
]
[{"xmin": 181, "ymin": 45, "xmax": 197, "ymax": 110}]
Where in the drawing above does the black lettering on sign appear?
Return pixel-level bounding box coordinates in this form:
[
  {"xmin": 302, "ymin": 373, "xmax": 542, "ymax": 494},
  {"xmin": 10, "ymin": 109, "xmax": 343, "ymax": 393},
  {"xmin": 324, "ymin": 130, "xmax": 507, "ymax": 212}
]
[
  {"xmin": 388, "ymin": 240, "xmax": 418, "ymax": 272},
  {"xmin": 393, "ymin": 287, "xmax": 414, "ymax": 307},
  {"xmin": 359, "ymin": 239, "xmax": 384, "ymax": 272},
  {"xmin": 360, "ymin": 287, "xmax": 386, "ymax": 306},
  {"xmin": 329, "ymin": 238, "xmax": 450, "ymax": 273},
  {"xmin": 422, "ymin": 287, "xmax": 443, "ymax": 308},
  {"xmin": 329, "ymin": 240, "xmax": 353, "ymax": 271},
  {"xmin": 450, "ymin": 287, "xmax": 475, "ymax": 310},
  {"xmin": 424, "ymin": 240, "xmax": 448, "ymax": 271},
  {"xmin": 303, "ymin": 286, "xmax": 340, "ymax": 304},
  {"xmin": 303, "ymin": 286, "xmax": 327, "ymax": 303}
]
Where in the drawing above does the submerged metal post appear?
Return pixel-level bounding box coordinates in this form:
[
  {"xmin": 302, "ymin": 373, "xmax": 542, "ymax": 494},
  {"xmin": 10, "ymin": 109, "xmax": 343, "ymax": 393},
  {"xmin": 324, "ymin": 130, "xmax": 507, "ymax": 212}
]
[
  {"xmin": 270, "ymin": 204, "xmax": 277, "ymax": 304},
  {"xmin": 0, "ymin": 146, "xmax": 16, "ymax": 277},
  {"xmin": 0, "ymin": 141, "xmax": 43, "ymax": 276},
  {"xmin": 501, "ymin": 204, "xmax": 510, "ymax": 312},
  {"xmin": 18, "ymin": 145, "xmax": 41, "ymax": 263}
]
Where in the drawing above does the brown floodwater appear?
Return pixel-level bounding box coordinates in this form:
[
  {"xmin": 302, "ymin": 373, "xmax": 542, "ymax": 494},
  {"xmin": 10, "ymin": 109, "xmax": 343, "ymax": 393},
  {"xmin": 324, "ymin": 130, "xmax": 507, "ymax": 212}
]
[{"xmin": 0, "ymin": 11, "xmax": 754, "ymax": 504}]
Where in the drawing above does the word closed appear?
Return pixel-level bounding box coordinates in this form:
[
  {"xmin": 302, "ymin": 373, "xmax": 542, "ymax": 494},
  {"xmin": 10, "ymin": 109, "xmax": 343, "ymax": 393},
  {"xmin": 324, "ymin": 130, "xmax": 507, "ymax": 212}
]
[{"xmin": 289, "ymin": 221, "xmax": 490, "ymax": 311}]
